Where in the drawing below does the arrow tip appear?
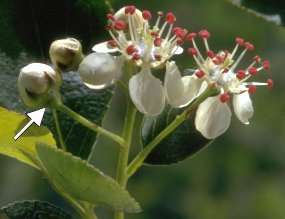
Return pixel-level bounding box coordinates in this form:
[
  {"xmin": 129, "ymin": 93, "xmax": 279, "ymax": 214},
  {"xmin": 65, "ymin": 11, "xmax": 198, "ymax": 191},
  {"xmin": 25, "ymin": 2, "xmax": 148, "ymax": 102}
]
[{"xmin": 27, "ymin": 108, "xmax": 46, "ymax": 126}]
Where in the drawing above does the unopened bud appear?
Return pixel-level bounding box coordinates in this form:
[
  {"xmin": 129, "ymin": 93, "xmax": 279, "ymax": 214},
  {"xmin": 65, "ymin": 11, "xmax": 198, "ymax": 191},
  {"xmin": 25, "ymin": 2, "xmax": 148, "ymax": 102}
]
[
  {"xmin": 18, "ymin": 63, "xmax": 59, "ymax": 108},
  {"xmin": 78, "ymin": 53, "xmax": 122, "ymax": 89},
  {"xmin": 49, "ymin": 38, "xmax": 83, "ymax": 72}
]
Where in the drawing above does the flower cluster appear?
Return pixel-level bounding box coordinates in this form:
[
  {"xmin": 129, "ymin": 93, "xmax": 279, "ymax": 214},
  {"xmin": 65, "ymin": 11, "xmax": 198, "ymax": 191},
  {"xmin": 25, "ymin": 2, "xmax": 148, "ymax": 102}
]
[
  {"xmin": 183, "ymin": 30, "xmax": 273, "ymax": 139},
  {"xmin": 82, "ymin": 5, "xmax": 187, "ymax": 116}
]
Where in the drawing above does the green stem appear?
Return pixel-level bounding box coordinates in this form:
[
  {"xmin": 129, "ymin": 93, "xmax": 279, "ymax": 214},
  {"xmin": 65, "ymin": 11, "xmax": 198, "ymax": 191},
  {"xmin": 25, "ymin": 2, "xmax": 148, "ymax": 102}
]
[
  {"xmin": 127, "ymin": 87, "xmax": 218, "ymax": 178},
  {"xmin": 112, "ymin": 62, "xmax": 137, "ymax": 219},
  {"xmin": 54, "ymin": 103, "xmax": 125, "ymax": 147},
  {"xmin": 52, "ymin": 109, "xmax": 67, "ymax": 151},
  {"xmin": 114, "ymin": 100, "xmax": 137, "ymax": 219}
]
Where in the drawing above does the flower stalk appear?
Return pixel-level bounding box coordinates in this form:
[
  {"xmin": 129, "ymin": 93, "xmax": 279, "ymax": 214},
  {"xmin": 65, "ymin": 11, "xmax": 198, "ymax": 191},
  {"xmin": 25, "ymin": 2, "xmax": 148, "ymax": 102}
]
[
  {"xmin": 127, "ymin": 86, "xmax": 219, "ymax": 178},
  {"xmin": 53, "ymin": 102, "xmax": 126, "ymax": 148}
]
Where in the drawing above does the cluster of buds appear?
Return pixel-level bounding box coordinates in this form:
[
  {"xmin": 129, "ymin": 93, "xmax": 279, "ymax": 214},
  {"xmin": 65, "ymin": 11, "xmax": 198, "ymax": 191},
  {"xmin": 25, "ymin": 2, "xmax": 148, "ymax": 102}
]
[{"xmin": 18, "ymin": 38, "xmax": 84, "ymax": 108}]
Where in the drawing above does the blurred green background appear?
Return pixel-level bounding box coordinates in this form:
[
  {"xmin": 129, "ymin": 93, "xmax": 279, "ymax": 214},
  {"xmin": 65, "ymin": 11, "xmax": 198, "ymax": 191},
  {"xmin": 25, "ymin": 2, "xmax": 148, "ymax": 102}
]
[{"xmin": 1, "ymin": 0, "xmax": 285, "ymax": 219}]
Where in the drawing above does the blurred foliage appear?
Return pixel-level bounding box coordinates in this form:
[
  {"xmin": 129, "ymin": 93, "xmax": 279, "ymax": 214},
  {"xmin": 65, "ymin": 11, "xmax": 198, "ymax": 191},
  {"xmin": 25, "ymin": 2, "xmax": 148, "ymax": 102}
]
[
  {"xmin": 0, "ymin": 200, "xmax": 72, "ymax": 219},
  {"xmin": 0, "ymin": 0, "xmax": 285, "ymax": 219},
  {"xmin": 229, "ymin": 0, "xmax": 285, "ymax": 26}
]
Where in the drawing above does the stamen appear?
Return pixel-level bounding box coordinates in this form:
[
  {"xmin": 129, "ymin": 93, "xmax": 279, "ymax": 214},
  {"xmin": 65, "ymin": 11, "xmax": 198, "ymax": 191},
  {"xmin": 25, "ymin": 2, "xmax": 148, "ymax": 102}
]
[
  {"xmin": 114, "ymin": 20, "xmax": 127, "ymax": 31},
  {"xmin": 195, "ymin": 70, "xmax": 205, "ymax": 78},
  {"xmin": 267, "ymin": 78, "xmax": 274, "ymax": 89},
  {"xmin": 165, "ymin": 24, "xmax": 174, "ymax": 41},
  {"xmin": 154, "ymin": 54, "xmax": 162, "ymax": 61},
  {"xmin": 229, "ymin": 48, "xmax": 247, "ymax": 72},
  {"xmin": 186, "ymin": 32, "xmax": 197, "ymax": 41},
  {"xmin": 142, "ymin": 10, "xmax": 152, "ymax": 20},
  {"xmin": 126, "ymin": 45, "xmax": 137, "ymax": 55},
  {"xmin": 198, "ymin": 29, "xmax": 210, "ymax": 39},
  {"xmin": 236, "ymin": 70, "xmax": 246, "ymax": 80},
  {"xmin": 248, "ymin": 85, "xmax": 257, "ymax": 94},
  {"xmin": 125, "ymin": 5, "xmax": 136, "ymax": 15},
  {"xmin": 248, "ymin": 67, "xmax": 258, "ymax": 76},
  {"xmin": 154, "ymin": 37, "xmax": 162, "ymax": 46},
  {"xmin": 231, "ymin": 37, "xmax": 244, "ymax": 59},
  {"xmin": 244, "ymin": 42, "xmax": 255, "ymax": 51},
  {"xmin": 219, "ymin": 92, "xmax": 231, "ymax": 103},
  {"xmin": 154, "ymin": 11, "xmax": 163, "ymax": 29},
  {"xmin": 107, "ymin": 40, "xmax": 117, "ymax": 48},
  {"xmin": 263, "ymin": 60, "xmax": 270, "ymax": 70},
  {"xmin": 166, "ymin": 12, "xmax": 176, "ymax": 24},
  {"xmin": 207, "ymin": 50, "xmax": 215, "ymax": 58},
  {"xmin": 188, "ymin": 47, "xmax": 198, "ymax": 56},
  {"xmin": 106, "ymin": 13, "xmax": 115, "ymax": 21},
  {"xmin": 132, "ymin": 53, "xmax": 141, "ymax": 61},
  {"xmin": 128, "ymin": 16, "xmax": 135, "ymax": 42},
  {"xmin": 253, "ymin": 55, "xmax": 261, "ymax": 63}
]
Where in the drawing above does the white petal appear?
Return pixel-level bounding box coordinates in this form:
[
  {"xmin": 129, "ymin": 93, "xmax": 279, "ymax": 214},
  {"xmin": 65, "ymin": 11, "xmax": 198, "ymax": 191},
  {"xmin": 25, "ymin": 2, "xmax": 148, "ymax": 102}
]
[
  {"xmin": 129, "ymin": 67, "xmax": 165, "ymax": 116},
  {"xmin": 92, "ymin": 42, "xmax": 119, "ymax": 53},
  {"xmin": 78, "ymin": 53, "xmax": 122, "ymax": 89},
  {"xmin": 195, "ymin": 96, "xmax": 232, "ymax": 139},
  {"xmin": 165, "ymin": 62, "xmax": 205, "ymax": 107},
  {"xmin": 233, "ymin": 91, "xmax": 254, "ymax": 124}
]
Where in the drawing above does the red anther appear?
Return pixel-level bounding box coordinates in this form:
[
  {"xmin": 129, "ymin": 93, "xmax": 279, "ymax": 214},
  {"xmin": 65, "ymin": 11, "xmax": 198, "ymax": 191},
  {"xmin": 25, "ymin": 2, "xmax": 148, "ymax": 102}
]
[
  {"xmin": 262, "ymin": 60, "xmax": 270, "ymax": 70},
  {"xmin": 126, "ymin": 45, "xmax": 136, "ymax": 55},
  {"xmin": 244, "ymin": 42, "xmax": 255, "ymax": 51},
  {"xmin": 195, "ymin": 70, "xmax": 205, "ymax": 78},
  {"xmin": 154, "ymin": 54, "xmax": 162, "ymax": 61},
  {"xmin": 235, "ymin": 37, "xmax": 244, "ymax": 45},
  {"xmin": 188, "ymin": 47, "xmax": 198, "ymax": 56},
  {"xmin": 236, "ymin": 70, "xmax": 246, "ymax": 80},
  {"xmin": 213, "ymin": 55, "xmax": 224, "ymax": 65},
  {"xmin": 142, "ymin": 10, "xmax": 152, "ymax": 20},
  {"xmin": 219, "ymin": 92, "xmax": 231, "ymax": 103},
  {"xmin": 198, "ymin": 29, "xmax": 210, "ymax": 39},
  {"xmin": 248, "ymin": 67, "xmax": 258, "ymax": 75},
  {"xmin": 151, "ymin": 31, "xmax": 159, "ymax": 37},
  {"xmin": 267, "ymin": 78, "xmax": 274, "ymax": 89},
  {"xmin": 186, "ymin": 32, "xmax": 197, "ymax": 41},
  {"xmin": 114, "ymin": 20, "xmax": 126, "ymax": 30},
  {"xmin": 166, "ymin": 12, "xmax": 176, "ymax": 24},
  {"xmin": 132, "ymin": 53, "xmax": 140, "ymax": 61},
  {"xmin": 154, "ymin": 37, "xmax": 162, "ymax": 46},
  {"xmin": 173, "ymin": 27, "xmax": 187, "ymax": 38},
  {"xmin": 176, "ymin": 38, "xmax": 184, "ymax": 45},
  {"xmin": 253, "ymin": 55, "xmax": 261, "ymax": 63},
  {"xmin": 222, "ymin": 68, "xmax": 229, "ymax": 73},
  {"xmin": 207, "ymin": 50, "xmax": 215, "ymax": 58},
  {"xmin": 105, "ymin": 24, "xmax": 112, "ymax": 31},
  {"xmin": 106, "ymin": 13, "xmax": 115, "ymax": 21},
  {"xmin": 248, "ymin": 85, "xmax": 257, "ymax": 94},
  {"xmin": 157, "ymin": 11, "xmax": 164, "ymax": 16},
  {"xmin": 107, "ymin": 40, "xmax": 117, "ymax": 48},
  {"xmin": 125, "ymin": 5, "xmax": 136, "ymax": 14}
]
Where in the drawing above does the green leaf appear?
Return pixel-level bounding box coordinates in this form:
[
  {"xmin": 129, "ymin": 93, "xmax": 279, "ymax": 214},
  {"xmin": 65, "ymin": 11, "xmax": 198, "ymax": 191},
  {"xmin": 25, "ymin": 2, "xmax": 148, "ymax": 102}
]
[
  {"xmin": 0, "ymin": 107, "xmax": 56, "ymax": 168},
  {"xmin": 0, "ymin": 200, "xmax": 72, "ymax": 219},
  {"xmin": 36, "ymin": 143, "xmax": 141, "ymax": 213},
  {"xmin": 142, "ymin": 106, "xmax": 212, "ymax": 165},
  {"xmin": 229, "ymin": 0, "xmax": 285, "ymax": 26},
  {"xmin": 0, "ymin": 0, "xmax": 109, "ymax": 56},
  {"xmin": 43, "ymin": 72, "xmax": 114, "ymax": 159}
]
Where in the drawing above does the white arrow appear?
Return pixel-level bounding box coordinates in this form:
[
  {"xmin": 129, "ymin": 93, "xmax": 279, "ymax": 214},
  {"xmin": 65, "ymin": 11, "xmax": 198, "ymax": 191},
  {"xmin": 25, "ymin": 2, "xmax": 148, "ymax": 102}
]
[{"xmin": 14, "ymin": 108, "xmax": 46, "ymax": 140}]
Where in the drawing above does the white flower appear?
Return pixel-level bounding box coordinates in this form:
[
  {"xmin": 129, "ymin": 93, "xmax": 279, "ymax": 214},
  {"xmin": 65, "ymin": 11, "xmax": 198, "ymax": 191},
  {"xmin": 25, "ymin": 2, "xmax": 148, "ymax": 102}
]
[
  {"xmin": 181, "ymin": 30, "xmax": 273, "ymax": 139},
  {"xmin": 18, "ymin": 63, "xmax": 59, "ymax": 108},
  {"xmin": 90, "ymin": 5, "xmax": 187, "ymax": 116}
]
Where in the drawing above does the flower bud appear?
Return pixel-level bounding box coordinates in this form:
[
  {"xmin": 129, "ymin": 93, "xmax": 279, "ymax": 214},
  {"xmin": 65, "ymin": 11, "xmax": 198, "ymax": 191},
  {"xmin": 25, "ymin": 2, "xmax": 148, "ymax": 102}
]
[
  {"xmin": 18, "ymin": 63, "xmax": 59, "ymax": 108},
  {"xmin": 49, "ymin": 38, "xmax": 83, "ymax": 72},
  {"xmin": 78, "ymin": 53, "xmax": 123, "ymax": 89}
]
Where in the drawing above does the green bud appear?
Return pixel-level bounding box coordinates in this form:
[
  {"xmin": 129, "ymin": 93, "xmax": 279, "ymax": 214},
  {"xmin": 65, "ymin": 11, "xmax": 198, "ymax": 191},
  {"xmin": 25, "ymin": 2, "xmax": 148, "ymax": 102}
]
[
  {"xmin": 18, "ymin": 63, "xmax": 60, "ymax": 108},
  {"xmin": 49, "ymin": 38, "xmax": 83, "ymax": 72}
]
